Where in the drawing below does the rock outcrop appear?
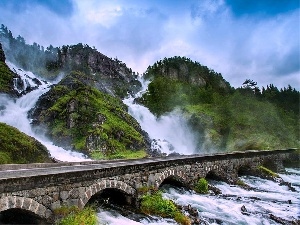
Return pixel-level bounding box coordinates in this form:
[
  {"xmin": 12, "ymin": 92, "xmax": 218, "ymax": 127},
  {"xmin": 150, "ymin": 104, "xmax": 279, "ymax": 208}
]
[
  {"xmin": 0, "ymin": 43, "xmax": 5, "ymax": 62},
  {"xmin": 29, "ymin": 71, "xmax": 151, "ymax": 158},
  {"xmin": 0, "ymin": 43, "xmax": 17, "ymax": 96},
  {"xmin": 57, "ymin": 44, "xmax": 141, "ymax": 98}
]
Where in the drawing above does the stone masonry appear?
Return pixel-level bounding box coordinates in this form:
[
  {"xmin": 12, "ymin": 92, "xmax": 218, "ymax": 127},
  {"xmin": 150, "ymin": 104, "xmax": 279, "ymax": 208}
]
[{"xmin": 0, "ymin": 149, "xmax": 297, "ymax": 223}]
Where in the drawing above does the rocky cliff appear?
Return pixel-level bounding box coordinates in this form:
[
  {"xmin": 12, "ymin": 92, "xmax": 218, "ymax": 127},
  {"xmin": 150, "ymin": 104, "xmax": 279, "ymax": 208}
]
[
  {"xmin": 58, "ymin": 44, "xmax": 141, "ymax": 98},
  {"xmin": 0, "ymin": 43, "xmax": 5, "ymax": 62},
  {"xmin": 0, "ymin": 43, "xmax": 16, "ymax": 95}
]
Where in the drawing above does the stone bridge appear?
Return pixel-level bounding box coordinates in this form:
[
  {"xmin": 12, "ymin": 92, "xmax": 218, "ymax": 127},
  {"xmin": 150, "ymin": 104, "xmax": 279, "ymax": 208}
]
[{"xmin": 0, "ymin": 149, "xmax": 298, "ymax": 223}]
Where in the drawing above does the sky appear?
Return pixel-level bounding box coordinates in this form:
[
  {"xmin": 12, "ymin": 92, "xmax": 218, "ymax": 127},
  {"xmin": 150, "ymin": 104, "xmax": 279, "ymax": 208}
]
[{"xmin": 0, "ymin": 0, "xmax": 299, "ymax": 89}]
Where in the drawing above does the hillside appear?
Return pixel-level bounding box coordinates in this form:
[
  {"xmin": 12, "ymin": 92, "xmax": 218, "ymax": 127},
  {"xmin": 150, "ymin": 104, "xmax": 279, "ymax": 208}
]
[
  {"xmin": 29, "ymin": 70, "xmax": 150, "ymax": 159},
  {"xmin": 0, "ymin": 122, "xmax": 52, "ymax": 164},
  {"xmin": 139, "ymin": 56, "xmax": 300, "ymax": 152}
]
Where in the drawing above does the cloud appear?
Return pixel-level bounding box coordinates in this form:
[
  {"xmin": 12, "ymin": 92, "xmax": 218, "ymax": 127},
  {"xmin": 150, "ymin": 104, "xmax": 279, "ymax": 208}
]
[{"xmin": 0, "ymin": 0, "xmax": 299, "ymax": 89}]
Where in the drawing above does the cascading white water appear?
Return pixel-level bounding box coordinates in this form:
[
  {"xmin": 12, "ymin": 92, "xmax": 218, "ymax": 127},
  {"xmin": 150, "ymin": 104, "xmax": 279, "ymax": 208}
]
[
  {"xmin": 96, "ymin": 167, "xmax": 300, "ymax": 225},
  {"xmin": 163, "ymin": 169, "xmax": 300, "ymax": 224},
  {"xmin": 0, "ymin": 62, "xmax": 89, "ymax": 162},
  {"xmin": 123, "ymin": 78, "xmax": 197, "ymax": 155}
]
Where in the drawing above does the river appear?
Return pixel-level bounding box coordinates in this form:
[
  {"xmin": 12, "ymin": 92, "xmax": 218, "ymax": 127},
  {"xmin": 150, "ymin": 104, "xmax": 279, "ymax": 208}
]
[{"xmin": 97, "ymin": 168, "xmax": 299, "ymax": 224}]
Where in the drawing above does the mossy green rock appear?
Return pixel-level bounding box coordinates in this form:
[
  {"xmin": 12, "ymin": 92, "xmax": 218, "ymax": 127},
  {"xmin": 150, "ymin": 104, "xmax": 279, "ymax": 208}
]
[
  {"xmin": 0, "ymin": 122, "xmax": 52, "ymax": 164},
  {"xmin": 30, "ymin": 71, "xmax": 149, "ymax": 159}
]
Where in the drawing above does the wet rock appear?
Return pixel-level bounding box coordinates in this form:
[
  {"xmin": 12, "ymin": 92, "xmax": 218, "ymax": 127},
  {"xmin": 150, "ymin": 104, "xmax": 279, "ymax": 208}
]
[
  {"xmin": 208, "ymin": 184, "xmax": 222, "ymax": 195},
  {"xmin": 280, "ymin": 181, "xmax": 296, "ymax": 192},
  {"xmin": 240, "ymin": 205, "xmax": 250, "ymax": 216},
  {"xmin": 189, "ymin": 207, "xmax": 198, "ymax": 217},
  {"xmin": 192, "ymin": 217, "xmax": 201, "ymax": 225},
  {"xmin": 241, "ymin": 205, "xmax": 247, "ymax": 212},
  {"xmin": 250, "ymin": 196, "xmax": 261, "ymax": 201},
  {"xmin": 269, "ymin": 214, "xmax": 292, "ymax": 225}
]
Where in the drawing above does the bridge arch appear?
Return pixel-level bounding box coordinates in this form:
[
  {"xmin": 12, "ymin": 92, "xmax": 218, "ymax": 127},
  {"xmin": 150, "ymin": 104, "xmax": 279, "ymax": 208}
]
[
  {"xmin": 237, "ymin": 164, "xmax": 256, "ymax": 176},
  {"xmin": 205, "ymin": 170, "xmax": 224, "ymax": 181},
  {"xmin": 262, "ymin": 158, "xmax": 283, "ymax": 172},
  {"xmin": 78, "ymin": 179, "xmax": 136, "ymax": 208},
  {"xmin": 155, "ymin": 169, "xmax": 188, "ymax": 188},
  {"xmin": 0, "ymin": 196, "xmax": 50, "ymax": 222}
]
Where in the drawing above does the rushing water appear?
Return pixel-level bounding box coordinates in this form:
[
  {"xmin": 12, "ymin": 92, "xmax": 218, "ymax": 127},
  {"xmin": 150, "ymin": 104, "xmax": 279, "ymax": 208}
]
[
  {"xmin": 123, "ymin": 78, "xmax": 197, "ymax": 155},
  {"xmin": 0, "ymin": 62, "xmax": 88, "ymax": 161},
  {"xmin": 97, "ymin": 167, "xmax": 299, "ymax": 225},
  {"xmin": 113, "ymin": 77, "xmax": 300, "ymax": 225}
]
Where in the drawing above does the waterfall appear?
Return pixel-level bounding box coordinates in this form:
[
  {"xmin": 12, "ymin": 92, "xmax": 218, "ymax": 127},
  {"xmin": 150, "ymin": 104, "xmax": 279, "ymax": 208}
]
[
  {"xmin": 0, "ymin": 62, "xmax": 89, "ymax": 162},
  {"xmin": 123, "ymin": 77, "xmax": 197, "ymax": 155}
]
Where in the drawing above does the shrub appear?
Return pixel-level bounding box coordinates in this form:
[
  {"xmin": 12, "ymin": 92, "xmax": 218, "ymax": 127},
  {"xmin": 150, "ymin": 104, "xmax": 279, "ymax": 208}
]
[
  {"xmin": 140, "ymin": 191, "xmax": 190, "ymax": 225},
  {"xmin": 194, "ymin": 178, "xmax": 208, "ymax": 194},
  {"xmin": 55, "ymin": 206, "xmax": 97, "ymax": 225}
]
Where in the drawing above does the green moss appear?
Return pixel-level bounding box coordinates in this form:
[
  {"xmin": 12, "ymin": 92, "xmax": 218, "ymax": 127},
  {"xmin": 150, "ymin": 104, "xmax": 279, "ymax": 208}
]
[
  {"xmin": 258, "ymin": 166, "xmax": 279, "ymax": 178},
  {"xmin": 55, "ymin": 206, "xmax": 97, "ymax": 225},
  {"xmin": 0, "ymin": 61, "xmax": 14, "ymax": 93},
  {"xmin": 194, "ymin": 178, "xmax": 209, "ymax": 194},
  {"xmin": 0, "ymin": 122, "xmax": 51, "ymax": 164},
  {"xmin": 140, "ymin": 191, "xmax": 190, "ymax": 225},
  {"xmin": 0, "ymin": 151, "xmax": 12, "ymax": 164}
]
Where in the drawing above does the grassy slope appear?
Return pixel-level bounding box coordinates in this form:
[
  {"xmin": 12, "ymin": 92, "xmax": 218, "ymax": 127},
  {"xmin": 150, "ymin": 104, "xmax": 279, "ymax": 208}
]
[{"xmin": 0, "ymin": 122, "xmax": 52, "ymax": 164}]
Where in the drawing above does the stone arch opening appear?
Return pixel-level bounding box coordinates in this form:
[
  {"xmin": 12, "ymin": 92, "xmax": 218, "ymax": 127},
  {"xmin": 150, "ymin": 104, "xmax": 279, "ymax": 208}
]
[
  {"xmin": 0, "ymin": 197, "xmax": 50, "ymax": 223},
  {"xmin": 155, "ymin": 169, "xmax": 187, "ymax": 188},
  {"xmin": 159, "ymin": 175, "xmax": 187, "ymax": 188},
  {"xmin": 238, "ymin": 165, "xmax": 254, "ymax": 176},
  {"xmin": 0, "ymin": 208, "xmax": 48, "ymax": 225},
  {"xmin": 86, "ymin": 188, "xmax": 135, "ymax": 208},
  {"xmin": 205, "ymin": 170, "xmax": 223, "ymax": 181},
  {"xmin": 262, "ymin": 159, "xmax": 279, "ymax": 172},
  {"xmin": 283, "ymin": 157, "xmax": 298, "ymax": 168},
  {"xmin": 79, "ymin": 180, "xmax": 136, "ymax": 209}
]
